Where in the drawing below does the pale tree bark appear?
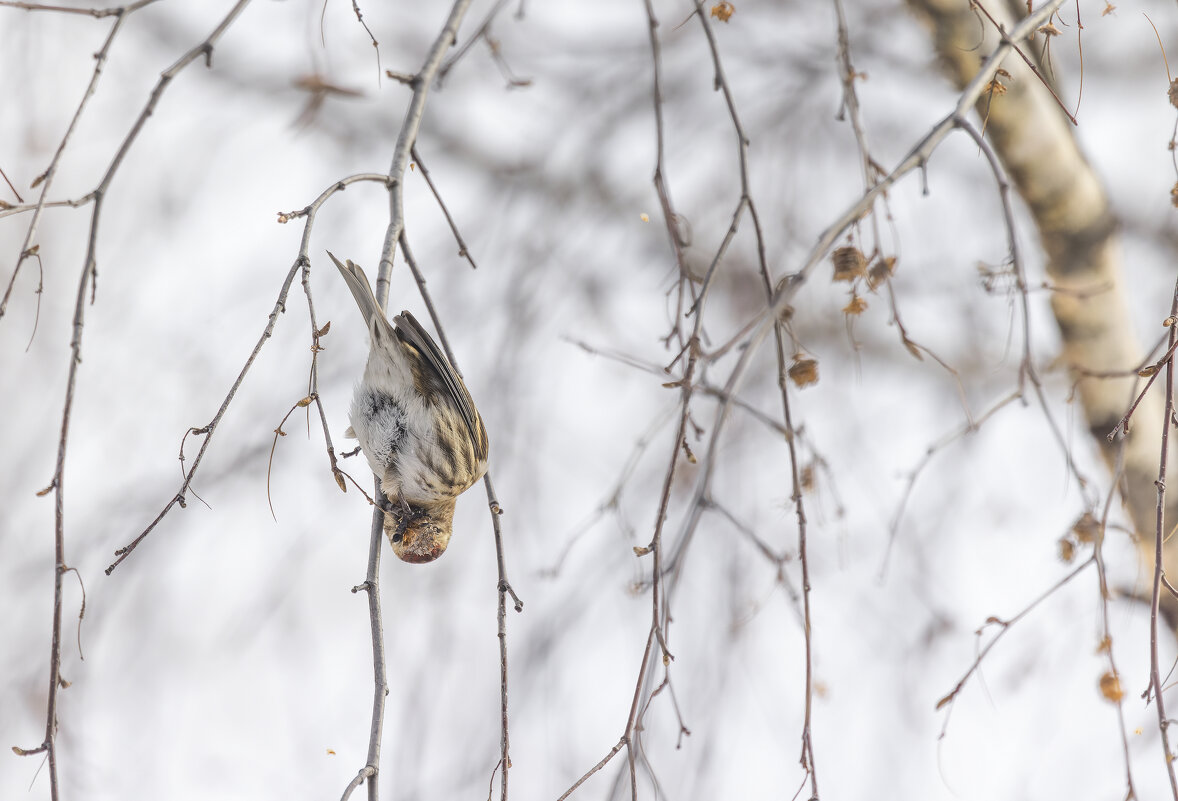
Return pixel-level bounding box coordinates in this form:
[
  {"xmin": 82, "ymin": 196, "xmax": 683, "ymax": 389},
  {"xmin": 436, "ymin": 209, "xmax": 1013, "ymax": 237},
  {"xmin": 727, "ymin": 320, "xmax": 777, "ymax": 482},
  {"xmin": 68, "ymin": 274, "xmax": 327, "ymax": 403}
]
[{"xmin": 907, "ymin": 0, "xmax": 1178, "ymax": 619}]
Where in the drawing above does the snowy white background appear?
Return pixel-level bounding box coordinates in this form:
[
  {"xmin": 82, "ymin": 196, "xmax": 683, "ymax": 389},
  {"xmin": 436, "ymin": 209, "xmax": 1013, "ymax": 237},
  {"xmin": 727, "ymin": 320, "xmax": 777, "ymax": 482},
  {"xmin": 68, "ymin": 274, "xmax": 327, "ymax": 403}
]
[{"xmin": 3, "ymin": 0, "xmax": 1178, "ymax": 798}]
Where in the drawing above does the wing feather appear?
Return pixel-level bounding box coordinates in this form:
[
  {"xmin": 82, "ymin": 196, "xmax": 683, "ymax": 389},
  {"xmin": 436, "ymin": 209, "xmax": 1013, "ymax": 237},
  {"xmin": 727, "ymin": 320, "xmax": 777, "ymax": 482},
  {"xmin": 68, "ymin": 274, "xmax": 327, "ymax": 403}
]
[{"xmin": 393, "ymin": 310, "xmax": 489, "ymax": 463}]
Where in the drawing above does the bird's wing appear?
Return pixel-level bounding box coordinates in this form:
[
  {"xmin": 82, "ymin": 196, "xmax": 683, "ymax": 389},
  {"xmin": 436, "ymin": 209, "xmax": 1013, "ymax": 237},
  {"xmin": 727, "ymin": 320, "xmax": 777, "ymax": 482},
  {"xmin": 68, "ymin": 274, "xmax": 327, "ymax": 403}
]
[{"xmin": 393, "ymin": 310, "xmax": 489, "ymax": 463}]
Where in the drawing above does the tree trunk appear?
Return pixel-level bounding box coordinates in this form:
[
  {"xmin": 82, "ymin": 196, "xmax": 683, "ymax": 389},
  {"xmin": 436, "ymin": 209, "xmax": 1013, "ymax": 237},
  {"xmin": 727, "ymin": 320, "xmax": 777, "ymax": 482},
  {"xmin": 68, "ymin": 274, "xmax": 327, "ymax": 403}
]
[{"xmin": 907, "ymin": 0, "xmax": 1178, "ymax": 621}]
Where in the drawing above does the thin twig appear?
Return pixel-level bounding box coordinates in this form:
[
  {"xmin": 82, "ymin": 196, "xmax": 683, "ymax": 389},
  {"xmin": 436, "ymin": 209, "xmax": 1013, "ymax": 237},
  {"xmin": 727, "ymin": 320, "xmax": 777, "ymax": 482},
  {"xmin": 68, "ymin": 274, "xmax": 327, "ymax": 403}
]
[
  {"xmin": 1148, "ymin": 275, "xmax": 1178, "ymax": 798},
  {"xmin": 486, "ymin": 474, "xmax": 519, "ymax": 801},
  {"xmin": 555, "ymin": 3, "xmax": 702, "ymax": 793},
  {"xmin": 935, "ymin": 556, "xmax": 1094, "ymax": 733},
  {"xmin": 0, "ymin": 0, "xmax": 155, "ymax": 15},
  {"xmin": 703, "ymin": 0, "xmax": 1068, "ymax": 369},
  {"xmin": 398, "ymin": 230, "xmax": 521, "ymax": 800},
  {"xmin": 339, "ymin": 478, "xmax": 389, "ymax": 801},
  {"xmin": 1109, "ymin": 336, "xmax": 1178, "ymax": 440},
  {"xmin": 0, "ymin": 193, "xmax": 96, "ymax": 220},
  {"xmin": 375, "ymin": 0, "xmax": 473, "ymax": 306},
  {"xmin": 881, "ymin": 391, "xmax": 1022, "ymax": 577},
  {"xmin": 410, "ymin": 144, "xmax": 478, "ymax": 270},
  {"xmin": 345, "ymin": 6, "xmax": 478, "ymax": 797},
  {"xmin": 971, "ymin": 0, "xmax": 1078, "ymax": 125},
  {"xmin": 955, "ymin": 117, "xmax": 1092, "ymax": 498},
  {"xmin": 108, "ymin": 172, "xmax": 388, "ymax": 573},
  {"xmin": 692, "ymin": 0, "xmax": 821, "ymax": 790},
  {"xmin": 10, "ymin": 7, "xmax": 254, "ymax": 797},
  {"xmin": 437, "ymin": 0, "xmax": 509, "ymax": 83},
  {"xmin": 0, "ymin": 0, "xmax": 161, "ymax": 324},
  {"xmin": 1093, "ymin": 447, "xmax": 1138, "ymax": 799}
]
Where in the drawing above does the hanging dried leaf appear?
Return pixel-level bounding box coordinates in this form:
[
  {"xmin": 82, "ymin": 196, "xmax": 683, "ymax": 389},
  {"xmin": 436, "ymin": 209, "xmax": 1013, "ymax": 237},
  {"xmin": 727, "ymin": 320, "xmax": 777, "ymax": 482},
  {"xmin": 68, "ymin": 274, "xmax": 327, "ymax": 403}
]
[
  {"xmin": 788, "ymin": 355, "xmax": 819, "ymax": 388},
  {"xmin": 1071, "ymin": 511, "xmax": 1100, "ymax": 543},
  {"xmin": 800, "ymin": 465, "xmax": 815, "ymax": 492},
  {"xmin": 1057, "ymin": 536, "xmax": 1076, "ymax": 563},
  {"xmin": 842, "ymin": 295, "xmax": 868, "ymax": 316},
  {"xmin": 710, "ymin": 1, "xmax": 735, "ymax": 22},
  {"xmin": 867, "ymin": 257, "xmax": 896, "ymax": 290},
  {"xmin": 986, "ymin": 79, "xmax": 1007, "ymax": 96},
  {"xmin": 1099, "ymin": 671, "xmax": 1124, "ymax": 703},
  {"xmin": 831, "ymin": 246, "xmax": 866, "ymax": 282}
]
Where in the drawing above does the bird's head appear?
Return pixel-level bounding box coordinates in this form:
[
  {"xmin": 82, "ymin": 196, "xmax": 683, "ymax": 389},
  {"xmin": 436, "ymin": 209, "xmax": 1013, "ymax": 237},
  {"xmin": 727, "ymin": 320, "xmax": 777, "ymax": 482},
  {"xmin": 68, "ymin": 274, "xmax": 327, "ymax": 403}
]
[{"xmin": 383, "ymin": 500, "xmax": 455, "ymax": 563}]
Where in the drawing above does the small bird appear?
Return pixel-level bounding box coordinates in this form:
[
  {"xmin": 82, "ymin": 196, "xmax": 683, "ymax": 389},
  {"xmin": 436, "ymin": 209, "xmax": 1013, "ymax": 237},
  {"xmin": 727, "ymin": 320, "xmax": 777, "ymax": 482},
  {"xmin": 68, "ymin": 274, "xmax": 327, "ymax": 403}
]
[{"xmin": 328, "ymin": 251, "xmax": 489, "ymax": 563}]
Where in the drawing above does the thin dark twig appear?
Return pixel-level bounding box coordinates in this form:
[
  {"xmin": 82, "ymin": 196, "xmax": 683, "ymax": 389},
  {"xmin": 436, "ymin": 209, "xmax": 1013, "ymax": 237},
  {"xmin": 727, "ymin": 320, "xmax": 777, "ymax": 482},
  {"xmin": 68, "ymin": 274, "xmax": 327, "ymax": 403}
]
[
  {"xmin": 540, "ymin": 403, "xmax": 673, "ymax": 579},
  {"xmin": 486, "ymin": 474, "xmax": 519, "ymax": 801},
  {"xmin": 0, "ymin": 193, "xmax": 96, "ymax": 220},
  {"xmin": 882, "ymin": 279, "xmax": 975, "ymax": 427},
  {"xmin": 266, "ymin": 394, "xmax": 318, "ymax": 520},
  {"xmin": 300, "ymin": 259, "xmax": 349, "ymax": 494},
  {"xmin": 643, "ymin": 0, "xmax": 689, "ymax": 280},
  {"xmin": 1093, "ymin": 448, "xmax": 1138, "ymax": 799},
  {"xmin": 410, "ymin": 144, "xmax": 478, "ymax": 270},
  {"xmin": 954, "ymin": 117, "xmax": 1092, "ymax": 499},
  {"xmin": 1, "ymin": 0, "xmax": 161, "ymax": 324},
  {"xmin": 0, "ymin": 0, "xmax": 155, "ymax": 15},
  {"xmin": 437, "ymin": 0, "xmax": 508, "ymax": 82},
  {"xmin": 339, "ymin": 478, "xmax": 389, "ymax": 801},
  {"xmin": 349, "ymin": 0, "xmax": 382, "ymax": 80},
  {"xmin": 0, "ymin": 164, "xmax": 21, "ymax": 200},
  {"xmin": 1147, "ymin": 275, "xmax": 1178, "ymax": 798},
  {"xmin": 690, "ymin": 0, "xmax": 821, "ymax": 790},
  {"xmin": 832, "ymin": 0, "xmax": 885, "ymax": 254},
  {"xmin": 881, "ymin": 391, "xmax": 1022, "ymax": 576},
  {"xmin": 346, "ymin": 5, "xmax": 478, "ymax": 798},
  {"xmin": 11, "ymin": 7, "xmax": 253, "ymax": 797},
  {"xmin": 634, "ymin": 10, "xmax": 1067, "ymax": 796},
  {"xmin": 569, "ymin": 337, "xmax": 793, "ymax": 444},
  {"xmin": 1109, "ymin": 336, "xmax": 1178, "ymax": 440},
  {"xmin": 935, "ymin": 557, "xmax": 1094, "ymax": 734},
  {"xmin": 108, "ymin": 172, "xmax": 388, "ymax": 573},
  {"xmin": 557, "ymin": 6, "xmax": 698, "ymax": 792},
  {"xmin": 971, "ymin": 0, "xmax": 1078, "ymax": 124},
  {"xmin": 702, "ymin": 0, "xmax": 1067, "ymax": 371},
  {"xmin": 556, "ymin": 739, "xmax": 629, "ymax": 801},
  {"xmin": 375, "ymin": 0, "xmax": 473, "ymax": 306},
  {"xmin": 398, "ymin": 231, "xmax": 520, "ymax": 800}
]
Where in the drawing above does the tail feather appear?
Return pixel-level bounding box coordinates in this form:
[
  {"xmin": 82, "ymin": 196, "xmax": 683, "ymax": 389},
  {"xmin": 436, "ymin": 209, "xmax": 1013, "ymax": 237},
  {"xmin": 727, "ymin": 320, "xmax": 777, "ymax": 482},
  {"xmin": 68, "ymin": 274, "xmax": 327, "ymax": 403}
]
[{"xmin": 327, "ymin": 251, "xmax": 394, "ymax": 340}]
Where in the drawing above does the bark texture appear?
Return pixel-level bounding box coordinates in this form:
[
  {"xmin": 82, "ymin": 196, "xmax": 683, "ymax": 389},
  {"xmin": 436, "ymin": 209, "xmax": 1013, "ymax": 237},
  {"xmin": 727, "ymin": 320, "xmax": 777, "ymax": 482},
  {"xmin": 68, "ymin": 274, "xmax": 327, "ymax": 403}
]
[{"xmin": 907, "ymin": 0, "xmax": 1178, "ymax": 619}]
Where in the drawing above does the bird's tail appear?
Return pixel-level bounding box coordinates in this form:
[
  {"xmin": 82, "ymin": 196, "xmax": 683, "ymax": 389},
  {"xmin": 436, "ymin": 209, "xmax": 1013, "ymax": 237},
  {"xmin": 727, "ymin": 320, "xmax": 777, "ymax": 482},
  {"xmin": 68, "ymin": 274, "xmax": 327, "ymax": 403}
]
[{"xmin": 327, "ymin": 252, "xmax": 395, "ymax": 340}]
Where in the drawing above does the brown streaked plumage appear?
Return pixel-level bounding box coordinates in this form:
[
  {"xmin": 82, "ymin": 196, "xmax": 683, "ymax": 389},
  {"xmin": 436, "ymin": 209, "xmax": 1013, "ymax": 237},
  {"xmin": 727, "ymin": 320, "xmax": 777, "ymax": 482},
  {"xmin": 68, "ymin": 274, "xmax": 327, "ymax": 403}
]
[{"xmin": 328, "ymin": 251, "xmax": 489, "ymax": 562}]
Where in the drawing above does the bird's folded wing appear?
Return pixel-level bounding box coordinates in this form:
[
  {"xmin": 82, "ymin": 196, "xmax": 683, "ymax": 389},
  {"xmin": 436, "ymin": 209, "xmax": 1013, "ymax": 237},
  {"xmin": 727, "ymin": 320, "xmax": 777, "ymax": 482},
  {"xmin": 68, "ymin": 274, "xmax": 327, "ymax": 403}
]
[{"xmin": 393, "ymin": 310, "xmax": 489, "ymax": 463}]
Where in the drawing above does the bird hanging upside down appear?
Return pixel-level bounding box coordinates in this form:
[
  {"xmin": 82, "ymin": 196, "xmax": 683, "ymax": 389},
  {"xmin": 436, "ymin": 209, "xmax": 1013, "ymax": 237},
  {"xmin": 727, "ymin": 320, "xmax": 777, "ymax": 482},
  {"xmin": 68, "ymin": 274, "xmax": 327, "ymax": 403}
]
[{"xmin": 328, "ymin": 251, "xmax": 489, "ymax": 563}]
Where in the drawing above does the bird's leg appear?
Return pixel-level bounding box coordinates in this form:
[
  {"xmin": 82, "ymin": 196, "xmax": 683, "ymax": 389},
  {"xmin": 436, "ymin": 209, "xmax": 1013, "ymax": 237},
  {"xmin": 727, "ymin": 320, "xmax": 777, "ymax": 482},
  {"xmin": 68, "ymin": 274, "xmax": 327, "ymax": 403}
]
[
  {"xmin": 375, "ymin": 491, "xmax": 397, "ymax": 515},
  {"xmin": 389, "ymin": 503, "xmax": 429, "ymax": 544},
  {"xmin": 378, "ymin": 493, "xmax": 427, "ymax": 544}
]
